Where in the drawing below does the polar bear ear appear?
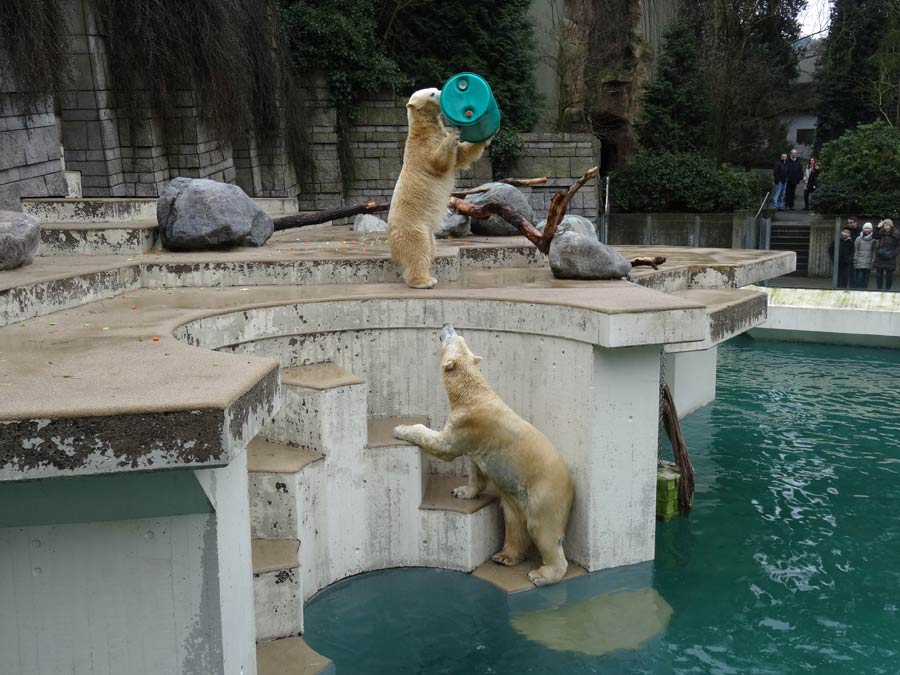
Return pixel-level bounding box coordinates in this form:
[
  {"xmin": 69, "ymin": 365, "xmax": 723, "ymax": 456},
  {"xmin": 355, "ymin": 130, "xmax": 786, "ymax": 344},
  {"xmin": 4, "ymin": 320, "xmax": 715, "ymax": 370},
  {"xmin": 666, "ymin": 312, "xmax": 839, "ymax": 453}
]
[
  {"xmin": 472, "ymin": 354, "xmax": 482, "ymax": 364},
  {"xmin": 443, "ymin": 359, "xmax": 456, "ymax": 371}
]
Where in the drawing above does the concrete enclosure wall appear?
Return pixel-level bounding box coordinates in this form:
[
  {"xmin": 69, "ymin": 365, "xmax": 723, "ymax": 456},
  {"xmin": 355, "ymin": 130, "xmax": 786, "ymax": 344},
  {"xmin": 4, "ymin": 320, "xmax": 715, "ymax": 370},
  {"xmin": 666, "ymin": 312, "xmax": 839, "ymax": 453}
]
[{"xmin": 609, "ymin": 211, "xmax": 755, "ymax": 249}]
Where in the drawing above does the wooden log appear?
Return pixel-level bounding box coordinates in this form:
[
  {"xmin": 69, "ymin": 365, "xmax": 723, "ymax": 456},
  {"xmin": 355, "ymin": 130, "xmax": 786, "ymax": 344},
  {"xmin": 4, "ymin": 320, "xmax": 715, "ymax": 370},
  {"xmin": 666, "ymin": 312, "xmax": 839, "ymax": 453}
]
[
  {"xmin": 448, "ymin": 196, "xmax": 547, "ymax": 251},
  {"xmin": 539, "ymin": 166, "xmax": 599, "ymax": 249},
  {"xmin": 450, "ymin": 176, "xmax": 549, "ymax": 197},
  {"xmin": 272, "ymin": 200, "xmax": 390, "ymax": 231},
  {"xmin": 629, "ymin": 255, "xmax": 667, "ymax": 270},
  {"xmin": 661, "ymin": 383, "xmax": 695, "ymax": 515}
]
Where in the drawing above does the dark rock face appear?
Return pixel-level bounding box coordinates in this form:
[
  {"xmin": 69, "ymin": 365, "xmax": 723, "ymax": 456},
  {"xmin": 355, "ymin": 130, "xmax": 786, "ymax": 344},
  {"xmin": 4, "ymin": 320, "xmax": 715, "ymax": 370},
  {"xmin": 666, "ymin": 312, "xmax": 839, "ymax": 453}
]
[
  {"xmin": 435, "ymin": 211, "xmax": 471, "ymax": 239},
  {"xmin": 157, "ymin": 177, "xmax": 273, "ymax": 250},
  {"xmin": 465, "ymin": 182, "xmax": 534, "ymax": 236},
  {"xmin": 0, "ymin": 210, "xmax": 40, "ymax": 270},
  {"xmin": 549, "ymin": 230, "xmax": 632, "ymax": 280}
]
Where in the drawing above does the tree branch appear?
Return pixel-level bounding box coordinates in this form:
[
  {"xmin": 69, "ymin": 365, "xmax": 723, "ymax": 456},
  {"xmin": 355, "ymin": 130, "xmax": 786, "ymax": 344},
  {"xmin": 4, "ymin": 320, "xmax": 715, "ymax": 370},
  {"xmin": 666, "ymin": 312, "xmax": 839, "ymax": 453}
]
[
  {"xmin": 540, "ymin": 165, "xmax": 599, "ymax": 248},
  {"xmin": 273, "ymin": 200, "xmax": 390, "ymax": 231}
]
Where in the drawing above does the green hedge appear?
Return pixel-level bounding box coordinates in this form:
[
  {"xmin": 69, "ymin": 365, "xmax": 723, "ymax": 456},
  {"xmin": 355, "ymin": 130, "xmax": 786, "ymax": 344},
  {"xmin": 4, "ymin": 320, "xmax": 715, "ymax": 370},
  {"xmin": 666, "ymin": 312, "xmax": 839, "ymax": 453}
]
[
  {"xmin": 610, "ymin": 153, "xmax": 768, "ymax": 212},
  {"xmin": 814, "ymin": 121, "xmax": 900, "ymax": 215}
]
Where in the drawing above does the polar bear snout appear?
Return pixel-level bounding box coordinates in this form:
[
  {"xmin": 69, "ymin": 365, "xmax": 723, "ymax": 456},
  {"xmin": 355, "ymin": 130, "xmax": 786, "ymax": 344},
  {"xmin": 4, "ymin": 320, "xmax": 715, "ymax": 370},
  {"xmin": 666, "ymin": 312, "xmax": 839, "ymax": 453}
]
[{"xmin": 439, "ymin": 324, "xmax": 457, "ymax": 344}]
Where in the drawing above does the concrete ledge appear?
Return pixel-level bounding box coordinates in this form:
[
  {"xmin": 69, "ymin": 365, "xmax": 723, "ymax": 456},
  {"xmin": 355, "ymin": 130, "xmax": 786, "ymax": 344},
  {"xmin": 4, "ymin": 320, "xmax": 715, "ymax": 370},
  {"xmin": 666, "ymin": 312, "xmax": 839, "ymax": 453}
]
[
  {"xmin": 420, "ymin": 474, "xmax": 497, "ymax": 514},
  {"xmin": 665, "ymin": 288, "xmax": 768, "ymax": 352},
  {"xmin": 749, "ymin": 286, "xmax": 900, "ymax": 348},
  {"xmin": 40, "ymin": 221, "xmax": 157, "ymax": 256},
  {"xmin": 247, "ymin": 438, "xmax": 323, "ymax": 474},
  {"xmin": 282, "ymin": 362, "xmax": 365, "ymax": 390},
  {"xmin": 367, "ymin": 416, "xmax": 429, "ymax": 448}
]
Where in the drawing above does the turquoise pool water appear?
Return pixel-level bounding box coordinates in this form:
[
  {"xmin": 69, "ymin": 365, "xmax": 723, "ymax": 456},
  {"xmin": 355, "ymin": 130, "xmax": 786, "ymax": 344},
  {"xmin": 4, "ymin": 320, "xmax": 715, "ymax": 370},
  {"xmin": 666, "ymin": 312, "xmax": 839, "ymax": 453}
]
[{"xmin": 305, "ymin": 337, "xmax": 900, "ymax": 674}]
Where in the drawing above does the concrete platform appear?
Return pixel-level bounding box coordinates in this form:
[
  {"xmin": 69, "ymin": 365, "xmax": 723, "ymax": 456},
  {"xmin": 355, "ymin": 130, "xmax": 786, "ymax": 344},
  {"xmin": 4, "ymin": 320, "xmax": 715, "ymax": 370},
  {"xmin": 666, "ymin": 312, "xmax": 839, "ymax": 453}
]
[{"xmin": 472, "ymin": 557, "xmax": 588, "ymax": 593}]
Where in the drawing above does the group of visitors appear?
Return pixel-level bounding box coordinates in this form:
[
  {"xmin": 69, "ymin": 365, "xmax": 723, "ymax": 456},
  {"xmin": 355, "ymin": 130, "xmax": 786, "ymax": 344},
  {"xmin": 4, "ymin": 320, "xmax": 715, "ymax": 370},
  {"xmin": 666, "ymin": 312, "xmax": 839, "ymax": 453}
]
[
  {"xmin": 828, "ymin": 217, "xmax": 900, "ymax": 290},
  {"xmin": 772, "ymin": 149, "xmax": 818, "ymax": 211}
]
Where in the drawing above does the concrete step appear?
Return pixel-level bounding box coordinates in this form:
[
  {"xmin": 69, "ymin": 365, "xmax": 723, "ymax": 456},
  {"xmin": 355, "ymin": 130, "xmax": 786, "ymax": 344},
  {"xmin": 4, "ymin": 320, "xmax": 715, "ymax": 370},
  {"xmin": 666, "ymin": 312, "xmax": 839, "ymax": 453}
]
[
  {"xmin": 252, "ymin": 538, "xmax": 302, "ymax": 641},
  {"xmin": 22, "ymin": 196, "xmax": 298, "ymax": 223},
  {"xmin": 248, "ymin": 437, "xmax": 324, "ymax": 540},
  {"xmin": 260, "ymin": 363, "xmax": 367, "ymax": 457},
  {"xmin": 39, "ymin": 221, "xmax": 158, "ymax": 256},
  {"xmin": 257, "ymin": 637, "xmax": 334, "ymax": 675},
  {"xmin": 420, "ymin": 473, "xmax": 498, "ymax": 514}
]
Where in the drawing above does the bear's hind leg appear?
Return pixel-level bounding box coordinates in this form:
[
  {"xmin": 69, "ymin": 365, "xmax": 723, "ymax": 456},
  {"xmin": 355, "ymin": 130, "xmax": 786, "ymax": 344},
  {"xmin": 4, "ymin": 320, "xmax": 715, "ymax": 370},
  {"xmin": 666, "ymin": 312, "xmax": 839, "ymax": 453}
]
[
  {"xmin": 492, "ymin": 497, "xmax": 529, "ymax": 566},
  {"xmin": 401, "ymin": 247, "xmax": 437, "ymax": 289},
  {"xmin": 526, "ymin": 523, "xmax": 568, "ymax": 587}
]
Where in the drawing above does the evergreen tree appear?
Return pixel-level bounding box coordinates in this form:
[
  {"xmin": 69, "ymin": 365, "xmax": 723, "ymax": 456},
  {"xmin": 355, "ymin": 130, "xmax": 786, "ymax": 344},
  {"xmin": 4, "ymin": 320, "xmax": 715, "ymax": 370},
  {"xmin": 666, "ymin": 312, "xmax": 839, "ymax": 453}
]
[
  {"xmin": 378, "ymin": 0, "xmax": 541, "ymax": 133},
  {"xmin": 636, "ymin": 18, "xmax": 710, "ymax": 154},
  {"xmin": 814, "ymin": 0, "xmax": 891, "ymax": 148}
]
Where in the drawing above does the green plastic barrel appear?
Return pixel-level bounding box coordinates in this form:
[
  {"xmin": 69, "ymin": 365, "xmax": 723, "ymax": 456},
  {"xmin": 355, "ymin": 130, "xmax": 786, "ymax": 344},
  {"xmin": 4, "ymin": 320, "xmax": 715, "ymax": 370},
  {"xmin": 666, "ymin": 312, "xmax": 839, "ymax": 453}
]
[{"xmin": 440, "ymin": 72, "xmax": 501, "ymax": 143}]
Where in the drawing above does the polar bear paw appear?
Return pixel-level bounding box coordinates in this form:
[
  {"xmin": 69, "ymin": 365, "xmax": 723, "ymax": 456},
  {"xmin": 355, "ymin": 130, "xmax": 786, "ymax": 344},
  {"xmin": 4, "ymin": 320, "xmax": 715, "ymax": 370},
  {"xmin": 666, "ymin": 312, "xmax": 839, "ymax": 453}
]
[
  {"xmin": 451, "ymin": 485, "xmax": 479, "ymax": 499},
  {"xmin": 408, "ymin": 276, "xmax": 438, "ymax": 289},
  {"xmin": 492, "ymin": 550, "xmax": 525, "ymax": 567},
  {"xmin": 393, "ymin": 424, "xmax": 423, "ymax": 443},
  {"xmin": 528, "ymin": 568, "xmax": 552, "ymax": 587}
]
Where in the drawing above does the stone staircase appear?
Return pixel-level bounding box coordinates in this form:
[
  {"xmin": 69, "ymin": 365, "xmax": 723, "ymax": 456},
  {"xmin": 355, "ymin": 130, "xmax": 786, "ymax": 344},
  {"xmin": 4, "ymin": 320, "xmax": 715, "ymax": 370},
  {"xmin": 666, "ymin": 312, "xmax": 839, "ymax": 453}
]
[
  {"xmin": 770, "ymin": 211, "xmax": 810, "ymax": 275},
  {"xmin": 247, "ymin": 362, "xmax": 500, "ymax": 673}
]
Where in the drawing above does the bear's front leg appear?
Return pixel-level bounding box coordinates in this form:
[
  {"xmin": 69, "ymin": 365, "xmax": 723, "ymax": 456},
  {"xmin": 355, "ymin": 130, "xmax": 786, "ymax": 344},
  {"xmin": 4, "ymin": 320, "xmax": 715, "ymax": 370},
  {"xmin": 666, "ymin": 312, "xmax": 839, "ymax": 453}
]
[
  {"xmin": 455, "ymin": 140, "xmax": 489, "ymax": 171},
  {"xmin": 451, "ymin": 461, "xmax": 487, "ymax": 499},
  {"xmin": 431, "ymin": 128, "xmax": 460, "ymax": 174},
  {"xmin": 393, "ymin": 424, "xmax": 463, "ymax": 461}
]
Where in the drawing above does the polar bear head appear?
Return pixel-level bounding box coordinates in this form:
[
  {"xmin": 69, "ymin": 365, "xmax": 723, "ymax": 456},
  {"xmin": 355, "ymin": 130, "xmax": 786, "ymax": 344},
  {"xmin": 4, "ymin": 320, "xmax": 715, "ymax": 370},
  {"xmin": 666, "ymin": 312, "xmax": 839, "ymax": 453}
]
[
  {"xmin": 439, "ymin": 324, "xmax": 482, "ymax": 372},
  {"xmin": 406, "ymin": 88, "xmax": 442, "ymax": 126}
]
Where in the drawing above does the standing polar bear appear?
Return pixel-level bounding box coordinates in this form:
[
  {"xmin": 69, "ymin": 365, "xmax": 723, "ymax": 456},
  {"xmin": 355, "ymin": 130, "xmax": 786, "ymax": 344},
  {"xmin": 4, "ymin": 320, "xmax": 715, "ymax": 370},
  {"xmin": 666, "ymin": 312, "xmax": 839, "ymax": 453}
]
[
  {"xmin": 388, "ymin": 88, "xmax": 490, "ymax": 289},
  {"xmin": 393, "ymin": 324, "xmax": 575, "ymax": 586}
]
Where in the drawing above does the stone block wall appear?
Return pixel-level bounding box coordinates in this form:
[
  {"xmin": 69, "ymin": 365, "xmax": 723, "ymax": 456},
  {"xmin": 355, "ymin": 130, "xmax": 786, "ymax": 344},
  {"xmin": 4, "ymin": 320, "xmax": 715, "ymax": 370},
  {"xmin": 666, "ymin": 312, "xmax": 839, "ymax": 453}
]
[
  {"xmin": 508, "ymin": 133, "xmax": 600, "ymax": 219},
  {"xmin": 336, "ymin": 95, "xmax": 595, "ymax": 220},
  {"xmin": 0, "ymin": 86, "xmax": 67, "ymax": 210},
  {"xmin": 296, "ymin": 79, "xmax": 342, "ymax": 210}
]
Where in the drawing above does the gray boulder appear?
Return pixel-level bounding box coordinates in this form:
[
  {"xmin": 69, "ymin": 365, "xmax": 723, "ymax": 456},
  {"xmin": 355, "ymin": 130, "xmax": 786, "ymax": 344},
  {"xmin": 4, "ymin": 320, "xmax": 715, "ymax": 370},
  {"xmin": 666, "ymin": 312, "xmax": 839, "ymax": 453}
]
[
  {"xmin": 0, "ymin": 210, "xmax": 40, "ymax": 271},
  {"xmin": 353, "ymin": 213, "xmax": 388, "ymax": 233},
  {"xmin": 536, "ymin": 214, "xmax": 597, "ymax": 239},
  {"xmin": 549, "ymin": 230, "xmax": 632, "ymax": 280},
  {"xmin": 465, "ymin": 182, "xmax": 534, "ymax": 236},
  {"xmin": 435, "ymin": 211, "xmax": 470, "ymax": 239},
  {"xmin": 157, "ymin": 177, "xmax": 273, "ymax": 250}
]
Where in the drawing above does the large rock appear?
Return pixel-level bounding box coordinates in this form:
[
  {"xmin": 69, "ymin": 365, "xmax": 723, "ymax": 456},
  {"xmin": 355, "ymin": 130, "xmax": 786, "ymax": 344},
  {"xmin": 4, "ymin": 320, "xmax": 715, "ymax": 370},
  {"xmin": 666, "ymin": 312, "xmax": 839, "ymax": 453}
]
[
  {"xmin": 536, "ymin": 214, "xmax": 597, "ymax": 238},
  {"xmin": 435, "ymin": 211, "xmax": 470, "ymax": 239},
  {"xmin": 353, "ymin": 213, "xmax": 388, "ymax": 233},
  {"xmin": 0, "ymin": 210, "xmax": 40, "ymax": 270},
  {"xmin": 549, "ymin": 231, "xmax": 632, "ymax": 280},
  {"xmin": 157, "ymin": 177, "xmax": 273, "ymax": 250},
  {"xmin": 465, "ymin": 182, "xmax": 534, "ymax": 236}
]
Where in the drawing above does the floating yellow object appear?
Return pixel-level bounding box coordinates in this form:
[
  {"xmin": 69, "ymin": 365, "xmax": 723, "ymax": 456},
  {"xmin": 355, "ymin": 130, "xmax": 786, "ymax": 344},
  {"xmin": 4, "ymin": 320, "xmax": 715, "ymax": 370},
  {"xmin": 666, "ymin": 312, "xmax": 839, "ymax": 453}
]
[{"xmin": 510, "ymin": 587, "xmax": 673, "ymax": 656}]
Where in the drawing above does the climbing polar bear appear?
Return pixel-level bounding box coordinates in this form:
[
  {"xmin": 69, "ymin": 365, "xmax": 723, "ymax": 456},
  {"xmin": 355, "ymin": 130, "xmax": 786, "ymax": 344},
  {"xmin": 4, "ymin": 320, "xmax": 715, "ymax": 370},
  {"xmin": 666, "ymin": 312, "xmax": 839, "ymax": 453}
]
[
  {"xmin": 393, "ymin": 324, "xmax": 575, "ymax": 586},
  {"xmin": 388, "ymin": 88, "xmax": 490, "ymax": 289}
]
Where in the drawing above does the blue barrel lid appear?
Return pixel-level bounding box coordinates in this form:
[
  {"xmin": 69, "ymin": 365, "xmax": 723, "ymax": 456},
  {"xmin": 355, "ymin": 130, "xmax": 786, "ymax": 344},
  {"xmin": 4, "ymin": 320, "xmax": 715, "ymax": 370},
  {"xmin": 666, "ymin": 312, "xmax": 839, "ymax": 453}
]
[{"xmin": 441, "ymin": 72, "xmax": 494, "ymax": 127}]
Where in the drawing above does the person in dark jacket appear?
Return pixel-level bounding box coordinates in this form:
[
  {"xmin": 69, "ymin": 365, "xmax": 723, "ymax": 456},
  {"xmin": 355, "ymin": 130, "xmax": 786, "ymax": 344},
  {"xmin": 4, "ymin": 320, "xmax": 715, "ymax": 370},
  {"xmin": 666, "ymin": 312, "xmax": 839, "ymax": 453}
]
[
  {"xmin": 853, "ymin": 222, "xmax": 878, "ymax": 289},
  {"xmin": 846, "ymin": 216, "xmax": 861, "ymax": 241},
  {"xmin": 784, "ymin": 149, "xmax": 803, "ymax": 210},
  {"xmin": 828, "ymin": 227, "xmax": 854, "ymax": 288},
  {"xmin": 803, "ymin": 158, "xmax": 818, "ymax": 211},
  {"xmin": 772, "ymin": 153, "xmax": 788, "ymax": 210},
  {"xmin": 873, "ymin": 219, "xmax": 900, "ymax": 291}
]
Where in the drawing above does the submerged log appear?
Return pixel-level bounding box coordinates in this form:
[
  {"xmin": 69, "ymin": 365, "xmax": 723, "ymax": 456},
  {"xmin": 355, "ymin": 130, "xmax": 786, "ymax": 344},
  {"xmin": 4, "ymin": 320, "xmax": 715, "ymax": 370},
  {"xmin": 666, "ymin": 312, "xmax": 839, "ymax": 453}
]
[{"xmin": 661, "ymin": 383, "xmax": 695, "ymax": 515}]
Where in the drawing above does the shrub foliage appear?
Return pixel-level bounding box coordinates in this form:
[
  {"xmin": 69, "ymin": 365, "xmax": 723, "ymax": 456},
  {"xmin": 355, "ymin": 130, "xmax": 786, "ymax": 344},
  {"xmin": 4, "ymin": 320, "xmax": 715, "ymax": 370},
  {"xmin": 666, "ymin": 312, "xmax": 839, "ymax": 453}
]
[
  {"xmin": 611, "ymin": 153, "xmax": 768, "ymax": 213},
  {"xmin": 815, "ymin": 121, "xmax": 900, "ymax": 215}
]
